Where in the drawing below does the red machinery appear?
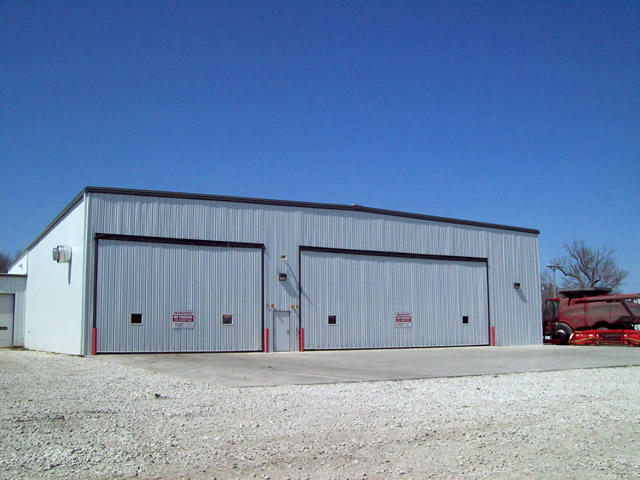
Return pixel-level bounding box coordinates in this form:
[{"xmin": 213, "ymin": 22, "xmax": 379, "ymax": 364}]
[
  {"xmin": 570, "ymin": 329, "xmax": 640, "ymax": 346},
  {"xmin": 543, "ymin": 288, "xmax": 640, "ymax": 346}
]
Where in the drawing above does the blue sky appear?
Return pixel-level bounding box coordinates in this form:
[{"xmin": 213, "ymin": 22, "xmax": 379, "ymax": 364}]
[{"xmin": 1, "ymin": 1, "xmax": 638, "ymax": 289}]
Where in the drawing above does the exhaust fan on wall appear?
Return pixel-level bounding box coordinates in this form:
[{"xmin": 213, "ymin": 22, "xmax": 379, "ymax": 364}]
[{"xmin": 52, "ymin": 245, "xmax": 72, "ymax": 263}]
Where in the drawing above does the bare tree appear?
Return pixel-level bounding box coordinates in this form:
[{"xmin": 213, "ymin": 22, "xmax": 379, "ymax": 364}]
[
  {"xmin": 540, "ymin": 269, "xmax": 554, "ymax": 299},
  {"xmin": 550, "ymin": 240, "xmax": 627, "ymax": 291},
  {"xmin": 540, "ymin": 269, "xmax": 556, "ymax": 318},
  {"xmin": 0, "ymin": 252, "xmax": 11, "ymax": 273}
]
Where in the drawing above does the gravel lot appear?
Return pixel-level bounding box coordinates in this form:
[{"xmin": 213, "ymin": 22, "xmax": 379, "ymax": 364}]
[{"xmin": 1, "ymin": 349, "xmax": 639, "ymax": 479}]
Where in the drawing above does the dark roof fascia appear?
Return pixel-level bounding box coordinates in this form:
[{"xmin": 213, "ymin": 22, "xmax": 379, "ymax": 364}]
[
  {"xmin": 85, "ymin": 186, "xmax": 540, "ymax": 234},
  {"xmin": 0, "ymin": 273, "xmax": 27, "ymax": 278},
  {"xmin": 9, "ymin": 190, "xmax": 86, "ymax": 270}
]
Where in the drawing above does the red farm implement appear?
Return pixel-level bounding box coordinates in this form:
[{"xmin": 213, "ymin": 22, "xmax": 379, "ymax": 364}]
[
  {"xmin": 570, "ymin": 329, "xmax": 640, "ymax": 346},
  {"xmin": 543, "ymin": 288, "xmax": 640, "ymax": 346}
]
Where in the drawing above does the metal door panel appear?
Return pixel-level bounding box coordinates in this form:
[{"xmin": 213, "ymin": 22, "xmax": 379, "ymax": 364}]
[
  {"xmin": 0, "ymin": 294, "xmax": 14, "ymax": 347},
  {"xmin": 301, "ymin": 250, "xmax": 489, "ymax": 349},
  {"xmin": 273, "ymin": 311, "xmax": 291, "ymax": 352},
  {"xmin": 95, "ymin": 239, "xmax": 262, "ymax": 353}
]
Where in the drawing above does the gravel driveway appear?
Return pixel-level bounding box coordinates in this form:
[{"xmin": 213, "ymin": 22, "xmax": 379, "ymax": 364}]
[{"xmin": 1, "ymin": 349, "xmax": 638, "ymax": 479}]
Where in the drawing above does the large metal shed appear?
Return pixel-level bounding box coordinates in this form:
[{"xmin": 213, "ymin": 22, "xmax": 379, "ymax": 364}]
[{"xmin": 8, "ymin": 187, "xmax": 541, "ymax": 355}]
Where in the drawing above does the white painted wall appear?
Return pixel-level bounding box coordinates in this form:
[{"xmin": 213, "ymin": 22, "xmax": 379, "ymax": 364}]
[
  {"xmin": 21, "ymin": 199, "xmax": 86, "ymax": 354},
  {"xmin": 9, "ymin": 253, "xmax": 28, "ymax": 275}
]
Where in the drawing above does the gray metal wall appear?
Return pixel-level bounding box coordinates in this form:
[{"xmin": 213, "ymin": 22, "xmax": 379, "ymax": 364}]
[
  {"xmin": 83, "ymin": 192, "xmax": 541, "ymax": 354},
  {"xmin": 300, "ymin": 251, "xmax": 489, "ymax": 349},
  {"xmin": 95, "ymin": 239, "xmax": 262, "ymax": 353},
  {"xmin": 0, "ymin": 274, "xmax": 27, "ymax": 347}
]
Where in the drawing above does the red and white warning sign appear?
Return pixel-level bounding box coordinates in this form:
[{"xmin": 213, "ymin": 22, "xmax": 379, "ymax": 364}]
[
  {"xmin": 172, "ymin": 310, "xmax": 195, "ymax": 329},
  {"xmin": 395, "ymin": 312, "xmax": 412, "ymax": 328}
]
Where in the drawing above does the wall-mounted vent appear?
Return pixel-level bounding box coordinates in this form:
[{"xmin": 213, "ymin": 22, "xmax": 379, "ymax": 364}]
[{"xmin": 52, "ymin": 246, "xmax": 72, "ymax": 263}]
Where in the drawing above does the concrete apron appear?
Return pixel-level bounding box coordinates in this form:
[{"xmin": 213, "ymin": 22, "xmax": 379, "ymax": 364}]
[{"xmin": 94, "ymin": 345, "xmax": 640, "ymax": 387}]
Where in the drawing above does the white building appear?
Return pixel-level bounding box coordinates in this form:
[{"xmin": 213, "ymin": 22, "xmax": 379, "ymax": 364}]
[{"xmin": 4, "ymin": 187, "xmax": 541, "ymax": 355}]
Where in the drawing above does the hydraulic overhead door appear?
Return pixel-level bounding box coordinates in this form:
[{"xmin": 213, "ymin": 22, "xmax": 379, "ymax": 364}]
[
  {"xmin": 95, "ymin": 238, "xmax": 262, "ymax": 353},
  {"xmin": 301, "ymin": 249, "xmax": 489, "ymax": 350}
]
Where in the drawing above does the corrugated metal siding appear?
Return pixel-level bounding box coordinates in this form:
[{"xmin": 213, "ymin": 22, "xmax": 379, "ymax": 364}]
[
  {"xmin": 0, "ymin": 275, "xmax": 27, "ymax": 346},
  {"xmin": 487, "ymin": 231, "xmax": 542, "ymax": 345},
  {"xmin": 301, "ymin": 251, "xmax": 489, "ymax": 349},
  {"xmin": 95, "ymin": 239, "xmax": 261, "ymax": 353},
  {"xmin": 86, "ymin": 193, "xmax": 541, "ymax": 353}
]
